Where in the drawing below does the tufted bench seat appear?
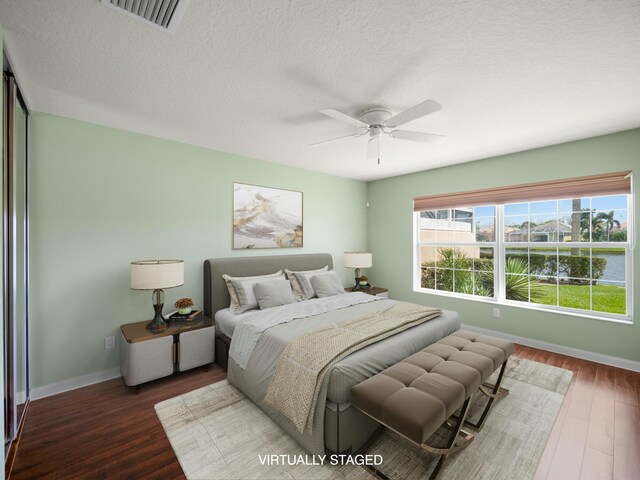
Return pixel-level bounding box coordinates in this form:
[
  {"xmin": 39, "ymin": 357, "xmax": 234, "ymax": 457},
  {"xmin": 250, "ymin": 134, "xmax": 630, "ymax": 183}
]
[{"xmin": 350, "ymin": 330, "xmax": 514, "ymax": 479}]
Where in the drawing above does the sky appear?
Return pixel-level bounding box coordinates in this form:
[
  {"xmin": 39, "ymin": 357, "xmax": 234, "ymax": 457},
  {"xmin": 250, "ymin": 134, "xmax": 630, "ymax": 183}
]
[{"xmin": 504, "ymin": 194, "xmax": 627, "ymax": 216}]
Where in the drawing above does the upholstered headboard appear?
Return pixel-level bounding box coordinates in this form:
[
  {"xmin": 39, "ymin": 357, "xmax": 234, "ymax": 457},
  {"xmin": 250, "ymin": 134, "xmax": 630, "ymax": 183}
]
[{"xmin": 203, "ymin": 253, "xmax": 334, "ymax": 317}]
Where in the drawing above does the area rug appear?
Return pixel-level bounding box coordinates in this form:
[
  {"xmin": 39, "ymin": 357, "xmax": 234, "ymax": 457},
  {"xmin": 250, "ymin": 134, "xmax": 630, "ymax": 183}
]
[{"xmin": 155, "ymin": 356, "xmax": 572, "ymax": 480}]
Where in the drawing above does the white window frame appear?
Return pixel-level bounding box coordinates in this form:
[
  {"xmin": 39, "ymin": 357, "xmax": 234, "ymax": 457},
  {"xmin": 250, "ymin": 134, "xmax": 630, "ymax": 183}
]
[{"xmin": 414, "ymin": 198, "xmax": 634, "ymax": 324}]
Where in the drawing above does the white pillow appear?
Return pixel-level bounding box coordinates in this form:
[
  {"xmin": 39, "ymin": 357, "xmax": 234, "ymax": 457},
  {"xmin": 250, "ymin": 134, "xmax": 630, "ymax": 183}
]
[
  {"xmin": 254, "ymin": 279, "xmax": 297, "ymax": 309},
  {"xmin": 222, "ymin": 270, "xmax": 284, "ymax": 314},
  {"xmin": 285, "ymin": 266, "xmax": 329, "ymax": 300},
  {"xmin": 309, "ymin": 271, "xmax": 345, "ymax": 298}
]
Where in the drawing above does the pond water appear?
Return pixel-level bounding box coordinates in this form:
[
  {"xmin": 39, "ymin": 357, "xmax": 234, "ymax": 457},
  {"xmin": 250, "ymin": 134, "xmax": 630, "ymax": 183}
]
[
  {"xmin": 508, "ymin": 250, "xmax": 625, "ymax": 282},
  {"xmin": 593, "ymin": 253, "xmax": 626, "ymax": 282}
]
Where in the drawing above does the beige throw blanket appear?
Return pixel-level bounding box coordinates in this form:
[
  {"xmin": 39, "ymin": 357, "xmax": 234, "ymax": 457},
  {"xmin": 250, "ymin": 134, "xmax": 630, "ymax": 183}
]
[{"xmin": 263, "ymin": 302, "xmax": 442, "ymax": 433}]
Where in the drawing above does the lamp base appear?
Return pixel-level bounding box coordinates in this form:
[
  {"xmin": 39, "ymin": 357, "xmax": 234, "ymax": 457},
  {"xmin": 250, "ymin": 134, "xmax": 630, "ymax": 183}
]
[
  {"xmin": 146, "ymin": 289, "xmax": 167, "ymax": 333},
  {"xmin": 146, "ymin": 317, "xmax": 167, "ymax": 333},
  {"xmin": 352, "ymin": 267, "xmax": 362, "ymax": 291}
]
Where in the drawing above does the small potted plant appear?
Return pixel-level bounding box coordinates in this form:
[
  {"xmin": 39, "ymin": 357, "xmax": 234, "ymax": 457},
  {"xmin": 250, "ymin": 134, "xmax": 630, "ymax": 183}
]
[{"xmin": 175, "ymin": 298, "xmax": 194, "ymax": 315}]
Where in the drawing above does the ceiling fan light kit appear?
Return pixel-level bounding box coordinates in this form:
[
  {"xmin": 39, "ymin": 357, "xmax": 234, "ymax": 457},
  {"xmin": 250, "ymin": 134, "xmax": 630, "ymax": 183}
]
[
  {"xmin": 360, "ymin": 107, "xmax": 392, "ymax": 126},
  {"xmin": 312, "ymin": 99, "xmax": 446, "ymax": 165}
]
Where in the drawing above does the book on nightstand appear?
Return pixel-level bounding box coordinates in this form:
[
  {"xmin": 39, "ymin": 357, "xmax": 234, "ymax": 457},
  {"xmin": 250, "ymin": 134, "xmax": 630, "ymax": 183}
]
[{"xmin": 168, "ymin": 309, "xmax": 203, "ymax": 322}]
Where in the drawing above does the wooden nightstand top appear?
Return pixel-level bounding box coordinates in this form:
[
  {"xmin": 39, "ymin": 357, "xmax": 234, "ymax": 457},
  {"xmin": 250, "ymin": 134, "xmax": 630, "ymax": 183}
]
[
  {"xmin": 121, "ymin": 316, "xmax": 213, "ymax": 343},
  {"xmin": 346, "ymin": 286, "xmax": 388, "ymax": 296}
]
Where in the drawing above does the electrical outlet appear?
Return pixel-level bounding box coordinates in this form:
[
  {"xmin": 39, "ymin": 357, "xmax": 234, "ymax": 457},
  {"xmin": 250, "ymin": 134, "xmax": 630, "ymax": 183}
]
[
  {"xmin": 493, "ymin": 308, "xmax": 501, "ymax": 318},
  {"xmin": 104, "ymin": 336, "xmax": 115, "ymax": 350}
]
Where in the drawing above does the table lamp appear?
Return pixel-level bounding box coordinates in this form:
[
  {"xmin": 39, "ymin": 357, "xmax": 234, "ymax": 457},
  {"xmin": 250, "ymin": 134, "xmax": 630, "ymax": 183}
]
[
  {"xmin": 130, "ymin": 260, "xmax": 184, "ymax": 333},
  {"xmin": 343, "ymin": 252, "xmax": 372, "ymax": 291}
]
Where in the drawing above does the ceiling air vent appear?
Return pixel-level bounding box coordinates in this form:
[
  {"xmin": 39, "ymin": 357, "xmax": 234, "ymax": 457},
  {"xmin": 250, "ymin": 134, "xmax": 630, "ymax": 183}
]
[{"xmin": 101, "ymin": 0, "xmax": 191, "ymax": 34}]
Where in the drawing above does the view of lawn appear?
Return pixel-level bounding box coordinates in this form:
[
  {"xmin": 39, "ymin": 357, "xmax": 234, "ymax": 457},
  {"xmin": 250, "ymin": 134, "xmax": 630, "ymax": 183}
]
[{"xmin": 535, "ymin": 283, "xmax": 626, "ymax": 315}]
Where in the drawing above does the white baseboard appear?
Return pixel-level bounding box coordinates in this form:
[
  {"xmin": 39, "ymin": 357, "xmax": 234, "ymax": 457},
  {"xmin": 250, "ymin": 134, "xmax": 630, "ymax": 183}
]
[
  {"xmin": 461, "ymin": 323, "xmax": 640, "ymax": 373},
  {"xmin": 31, "ymin": 367, "xmax": 122, "ymax": 400}
]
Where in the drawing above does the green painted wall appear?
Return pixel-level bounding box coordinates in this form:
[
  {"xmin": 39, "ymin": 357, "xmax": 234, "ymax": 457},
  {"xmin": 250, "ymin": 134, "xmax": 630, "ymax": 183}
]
[
  {"xmin": 29, "ymin": 112, "xmax": 368, "ymax": 388},
  {"xmin": 368, "ymin": 129, "xmax": 640, "ymax": 362}
]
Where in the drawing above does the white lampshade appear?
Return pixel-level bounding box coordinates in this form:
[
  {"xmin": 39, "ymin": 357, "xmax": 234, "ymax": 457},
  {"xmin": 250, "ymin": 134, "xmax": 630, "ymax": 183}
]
[
  {"xmin": 343, "ymin": 252, "xmax": 373, "ymax": 269},
  {"xmin": 130, "ymin": 260, "xmax": 184, "ymax": 290}
]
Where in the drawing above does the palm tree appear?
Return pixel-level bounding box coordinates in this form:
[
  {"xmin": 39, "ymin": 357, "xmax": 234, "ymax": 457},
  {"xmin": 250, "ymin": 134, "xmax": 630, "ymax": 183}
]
[
  {"xmin": 579, "ymin": 209, "xmax": 605, "ymax": 242},
  {"xmin": 572, "ymin": 202, "xmax": 603, "ymax": 251},
  {"xmin": 479, "ymin": 257, "xmax": 543, "ymax": 301},
  {"xmin": 571, "ymin": 199, "xmax": 581, "ymax": 255},
  {"xmin": 595, "ymin": 211, "xmax": 620, "ymax": 241}
]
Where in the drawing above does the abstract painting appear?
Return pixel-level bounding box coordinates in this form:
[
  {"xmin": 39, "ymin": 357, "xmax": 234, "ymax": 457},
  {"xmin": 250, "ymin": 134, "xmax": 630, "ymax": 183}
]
[{"xmin": 233, "ymin": 183, "xmax": 303, "ymax": 249}]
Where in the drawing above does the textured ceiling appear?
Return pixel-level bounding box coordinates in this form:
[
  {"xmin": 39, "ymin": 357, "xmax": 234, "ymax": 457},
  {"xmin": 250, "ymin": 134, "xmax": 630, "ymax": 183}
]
[{"xmin": 1, "ymin": 0, "xmax": 639, "ymax": 181}]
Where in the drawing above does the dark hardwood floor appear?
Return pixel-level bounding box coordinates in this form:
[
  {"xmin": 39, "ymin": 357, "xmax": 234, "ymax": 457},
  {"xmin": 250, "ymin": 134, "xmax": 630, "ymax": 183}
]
[
  {"xmin": 10, "ymin": 347, "xmax": 640, "ymax": 480},
  {"xmin": 11, "ymin": 365, "xmax": 226, "ymax": 480}
]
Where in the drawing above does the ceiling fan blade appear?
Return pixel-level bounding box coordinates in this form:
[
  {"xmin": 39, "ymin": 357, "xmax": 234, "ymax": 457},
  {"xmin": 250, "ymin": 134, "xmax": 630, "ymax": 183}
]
[
  {"xmin": 309, "ymin": 132, "xmax": 364, "ymax": 147},
  {"xmin": 390, "ymin": 129, "xmax": 446, "ymax": 144},
  {"xmin": 384, "ymin": 99, "xmax": 442, "ymax": 128},
  {"xmin": 367, "ymin": 136, "xmax": 380, "ymax": 164},
  {"xmin": 319, "ymin": 109, "xmax": 369, "ymax": 128}
]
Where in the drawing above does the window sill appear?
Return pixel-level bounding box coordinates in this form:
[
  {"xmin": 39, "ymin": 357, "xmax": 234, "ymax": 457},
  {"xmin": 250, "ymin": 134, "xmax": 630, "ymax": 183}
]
[{"xmin": 412, "ymin": 287, "xmax": 633, "ymax": 325}]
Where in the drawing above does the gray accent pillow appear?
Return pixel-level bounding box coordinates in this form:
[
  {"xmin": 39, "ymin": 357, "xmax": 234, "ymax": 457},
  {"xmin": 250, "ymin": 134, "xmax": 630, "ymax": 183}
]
[
  {"xmin": 222, "ymin": 270, "xmax": 284, "ymax": 314},
  {"xmin": 309, "ymin": 271, "xmax": 345, "ymax": 298},
  {"xmin": 285, "ymin": 266, "xmax": 328, "ymax": 300},
  {"xmin": 253, "ymin": 279, "xmax": 296, "ymax": 309}
]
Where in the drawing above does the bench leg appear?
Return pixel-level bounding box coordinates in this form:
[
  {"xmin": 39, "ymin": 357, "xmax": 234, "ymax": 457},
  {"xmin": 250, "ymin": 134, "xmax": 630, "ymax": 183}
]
[
  {"xmin": 423, "ymin": 396, "xmax": 474, "ymax": 479},
  {"xmin": 465, "ymin": 359, "xmax": 510, "ymax": 431}
]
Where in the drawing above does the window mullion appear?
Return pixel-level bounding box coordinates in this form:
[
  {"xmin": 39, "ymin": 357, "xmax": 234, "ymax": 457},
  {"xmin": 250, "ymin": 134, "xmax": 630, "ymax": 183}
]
[
  {"xmin": 497, "ymin": 205, "xmax": 505, "ymax": 302},
  {"xmin": 626, "ymin": 244, "xmax": 632, "ymax": 318},
  {"xmin": 414, "ymin": 212, "xmax": 420, "ymax": 290},
  {"xmin": 589, "ymin": 247, "xmax": 593, "ymax": 312}
]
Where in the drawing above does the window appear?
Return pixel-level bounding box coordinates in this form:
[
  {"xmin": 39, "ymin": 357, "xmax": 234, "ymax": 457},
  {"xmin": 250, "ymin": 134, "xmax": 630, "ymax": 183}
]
[
  {"xmin": 416, "ymin": 193, "xmax": 632, "ymax": 320},
  {"xmin": 419, "ymin": 206, "xmax": 496, "ymax": 298}
]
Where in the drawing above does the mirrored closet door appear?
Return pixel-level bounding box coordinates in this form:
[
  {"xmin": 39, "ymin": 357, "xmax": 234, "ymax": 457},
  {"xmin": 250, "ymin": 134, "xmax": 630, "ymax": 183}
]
[{"xmin": 3, "ymin": 61, "xmax": 29, "ymax": 465}]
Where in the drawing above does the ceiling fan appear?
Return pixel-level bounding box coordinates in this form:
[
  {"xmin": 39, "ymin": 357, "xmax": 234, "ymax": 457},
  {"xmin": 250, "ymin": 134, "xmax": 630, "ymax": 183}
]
[{"xmin": 310, "ymin": 99, "xmax": 445, "ymax": 164}]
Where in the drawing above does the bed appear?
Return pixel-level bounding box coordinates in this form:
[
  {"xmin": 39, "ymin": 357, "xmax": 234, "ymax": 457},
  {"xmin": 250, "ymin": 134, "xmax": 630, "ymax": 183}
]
[{"xmin": 203, "ymin": 253, "xmax": 460, "ymax": 455}]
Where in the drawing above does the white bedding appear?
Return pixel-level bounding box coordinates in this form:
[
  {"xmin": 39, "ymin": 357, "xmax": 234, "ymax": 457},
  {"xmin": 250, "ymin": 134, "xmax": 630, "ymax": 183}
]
[
  {"xmin": 228, "ymin": 292, "xmax": 382, "ymax": 369},
  {"xmin": 214, "ymin": 308, "xmax": 245, "ymax": 337}
]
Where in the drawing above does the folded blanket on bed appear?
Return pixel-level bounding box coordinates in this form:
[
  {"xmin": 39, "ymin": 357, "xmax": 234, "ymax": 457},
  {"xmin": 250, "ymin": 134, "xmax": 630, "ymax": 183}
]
[{"xmin": 263, "ymin": 302, "xmax": 442, "ymax": 433}]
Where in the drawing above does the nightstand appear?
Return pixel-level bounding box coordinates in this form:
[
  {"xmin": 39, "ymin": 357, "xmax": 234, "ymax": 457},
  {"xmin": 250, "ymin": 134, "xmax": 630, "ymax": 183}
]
[
  {"xmin": 346, "ymin": 286, "xmax": 389, "ymax": 298},
  {"xmin": 120, "ymin": 316, "xmax": 215, "ymax": 387}
]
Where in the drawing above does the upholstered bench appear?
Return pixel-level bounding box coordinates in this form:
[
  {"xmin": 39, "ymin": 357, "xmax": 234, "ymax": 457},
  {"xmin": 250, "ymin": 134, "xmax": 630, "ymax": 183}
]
[{"xmin": 350, "ymin": 330, "xmax": 514, "ymax": 479}]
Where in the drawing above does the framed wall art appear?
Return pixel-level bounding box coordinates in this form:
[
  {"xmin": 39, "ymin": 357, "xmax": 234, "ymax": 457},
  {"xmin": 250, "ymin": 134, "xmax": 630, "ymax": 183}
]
[{"xmin": 232, "ymin": 183, "xmax": 303, "ymax": 249}]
